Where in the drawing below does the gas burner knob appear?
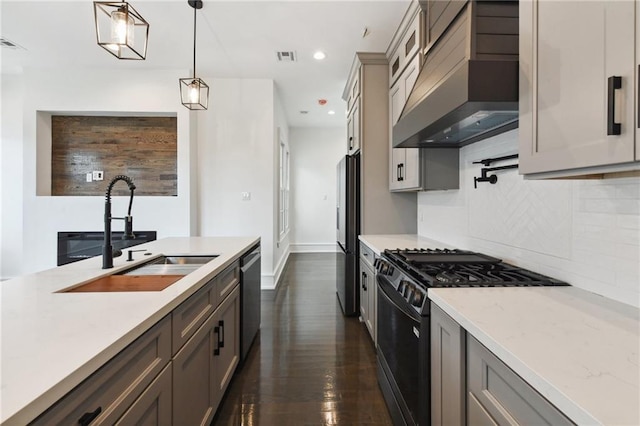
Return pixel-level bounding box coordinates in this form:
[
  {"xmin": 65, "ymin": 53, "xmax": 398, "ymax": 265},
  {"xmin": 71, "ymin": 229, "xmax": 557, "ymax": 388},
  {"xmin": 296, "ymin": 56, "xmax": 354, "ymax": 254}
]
[{"xmin": 411, "ymin": 291, "xmax": 424, "ymax": 307}]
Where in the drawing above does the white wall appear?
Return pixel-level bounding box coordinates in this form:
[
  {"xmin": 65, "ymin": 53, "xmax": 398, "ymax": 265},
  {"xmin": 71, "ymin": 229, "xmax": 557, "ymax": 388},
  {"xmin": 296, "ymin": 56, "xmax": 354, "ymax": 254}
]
[
  {"xmin": 2, "ymin": 68, "xmax": 194, "ymax": 277},
  {"xmin": 197, "ymin": 78, "xmax": 287, "ymax": 289},
  {"xmin": 289, "ymin": 126, "xmax": 346, "ymax": 252},
  {"xmin": 1, "ymin": 74, "xmax": 24, "ymax": 278},
  {"xmin": 418, "ymin": 129, "xmax": 640, "ymax": 308}
]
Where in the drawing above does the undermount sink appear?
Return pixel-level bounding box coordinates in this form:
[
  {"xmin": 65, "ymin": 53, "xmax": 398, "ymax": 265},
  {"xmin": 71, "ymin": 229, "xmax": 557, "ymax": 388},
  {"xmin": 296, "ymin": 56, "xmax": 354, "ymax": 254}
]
[
  {"xmin": 60, "ymin": 255, "xmax": 218, "ymax": 293},
  {"xmin": 119, "ymin": 255, "xmax": 218, "ymax": 276}
]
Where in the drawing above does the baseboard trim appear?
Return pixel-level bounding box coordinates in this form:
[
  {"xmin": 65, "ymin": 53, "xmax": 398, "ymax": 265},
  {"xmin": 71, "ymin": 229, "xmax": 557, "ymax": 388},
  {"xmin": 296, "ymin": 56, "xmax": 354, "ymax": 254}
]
[
  {"xmin": 260, "ymin": 246, "xmax": 291, "ymax": 290},
  {"xmin": 290, "ymin": 243, "xmax": 337, "ymax": 253}
]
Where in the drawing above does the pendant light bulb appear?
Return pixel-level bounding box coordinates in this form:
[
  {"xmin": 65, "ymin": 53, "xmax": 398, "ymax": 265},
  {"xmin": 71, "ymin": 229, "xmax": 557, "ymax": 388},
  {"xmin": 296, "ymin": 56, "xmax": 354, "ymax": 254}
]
[
  {"xmin": 110, "ymin": 7, "xmax": 134, "ymax": 45},
  {"xmin": 189, "ymin": 81, "xmax": 200, "ymax": 104}
]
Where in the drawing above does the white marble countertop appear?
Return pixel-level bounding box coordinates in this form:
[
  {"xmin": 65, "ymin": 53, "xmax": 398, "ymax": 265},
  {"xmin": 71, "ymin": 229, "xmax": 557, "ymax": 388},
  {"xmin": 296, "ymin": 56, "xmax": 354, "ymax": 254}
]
[
  {"xmin": 0, "ymin": 236, "xmax": 259, "ymax": 425},
  {"xmin": 430, "ymin": 287, "xmax": 640, "ymax": 425},
  {"xmin": 359, "ymin": 234, "xmax": 640, "ymax": 425},
  {"xmin": 359, "ymin": 234, "xmax": 453, "ymax": 254}
]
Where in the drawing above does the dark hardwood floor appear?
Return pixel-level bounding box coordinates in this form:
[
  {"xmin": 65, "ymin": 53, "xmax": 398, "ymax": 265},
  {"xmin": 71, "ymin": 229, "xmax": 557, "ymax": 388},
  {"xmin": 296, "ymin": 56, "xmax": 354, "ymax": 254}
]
[{"xmin": 214, "ymin": 253, "xmax": 393, "ymax": 425}]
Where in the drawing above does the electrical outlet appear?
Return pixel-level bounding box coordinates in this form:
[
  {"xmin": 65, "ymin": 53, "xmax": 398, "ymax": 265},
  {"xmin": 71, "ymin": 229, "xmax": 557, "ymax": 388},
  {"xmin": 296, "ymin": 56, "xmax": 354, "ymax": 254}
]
[
  {"xmin": 86, "ymin": 173, "xmax": 93, "ymax": 182},
  {"xmin": 241, "ymin": 192, "xmax": 251, "ymax": 201},
  {"xmin": 93, "ymin": 171, "xmax": 104, "ymax": 181}
]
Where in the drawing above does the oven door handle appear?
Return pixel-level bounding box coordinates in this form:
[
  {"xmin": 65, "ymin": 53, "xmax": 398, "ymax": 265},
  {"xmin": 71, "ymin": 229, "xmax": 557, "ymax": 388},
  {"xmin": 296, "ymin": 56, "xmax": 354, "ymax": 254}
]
[{"xmin": 377, "ymin": 275, "xmax": 422, "ymax": 323}]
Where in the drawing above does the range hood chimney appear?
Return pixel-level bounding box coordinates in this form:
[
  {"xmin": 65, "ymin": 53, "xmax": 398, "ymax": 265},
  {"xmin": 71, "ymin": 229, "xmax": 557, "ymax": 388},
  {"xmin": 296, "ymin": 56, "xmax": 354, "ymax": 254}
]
[{"xmin": 393, "ymin": 1, "xmax": 519, "ymax": 148}]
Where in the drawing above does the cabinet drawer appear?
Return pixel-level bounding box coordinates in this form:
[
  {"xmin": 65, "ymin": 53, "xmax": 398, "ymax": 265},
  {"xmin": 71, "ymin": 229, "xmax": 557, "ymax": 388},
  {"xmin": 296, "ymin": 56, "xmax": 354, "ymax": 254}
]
[
  {"xmin": 172, "ymin": 277, "xmax": 216, "ymax": 355},
  {"xmin": 359, "ymin": 242, "xmax": 375, "ymax": 269},
  {"xmin": 467, "ymin": 336, "xmax": 574, "ymax": 425},
  {"xmin": 214, "ymin": 260, "xmax": 240, "ymax": 303},
  {"xmin": 31, "ymin": 316, "xmax": 171, "ymax": 426}
]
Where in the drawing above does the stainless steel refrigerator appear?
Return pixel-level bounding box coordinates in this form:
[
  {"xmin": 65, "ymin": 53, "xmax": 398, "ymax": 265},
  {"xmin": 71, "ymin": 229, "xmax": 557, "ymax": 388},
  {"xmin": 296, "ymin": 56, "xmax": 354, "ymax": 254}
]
[{"xmin": 336, "ymin": 153, "xmax": 360, "ymax": 316}]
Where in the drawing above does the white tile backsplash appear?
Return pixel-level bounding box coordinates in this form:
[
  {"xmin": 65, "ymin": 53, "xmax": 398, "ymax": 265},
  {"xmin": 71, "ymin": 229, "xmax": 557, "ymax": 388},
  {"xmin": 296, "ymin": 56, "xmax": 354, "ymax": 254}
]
[{"xmin": 418, "ymin": 129, "xmax": 640, "ymax": 308}]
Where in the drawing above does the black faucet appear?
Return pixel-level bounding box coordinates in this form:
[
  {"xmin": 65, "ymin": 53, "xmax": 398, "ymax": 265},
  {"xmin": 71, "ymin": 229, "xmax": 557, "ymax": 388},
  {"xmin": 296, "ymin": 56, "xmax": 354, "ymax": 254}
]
[{"xmin": 103, "ymin": 175, "xmax": 136, "ymax": 269}]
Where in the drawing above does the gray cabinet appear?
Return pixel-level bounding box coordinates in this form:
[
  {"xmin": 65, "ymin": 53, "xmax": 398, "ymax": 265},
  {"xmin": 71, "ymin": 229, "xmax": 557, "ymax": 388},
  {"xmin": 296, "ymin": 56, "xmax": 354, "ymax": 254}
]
[
  {"xmin": 430, "ymin": 303, "xmax": 465, "ymax": 426},
  {"xmin": 172, "ymin": 308, "xmax": 218, "ymax": 425},
  {"xmin": 31, "ymin": 316, "xmax": 172, "ymax": 425},
  {"xmin": 173, "ymin": 285, "xmax": 240, "ymax": 425},
  {"xmin": 116, "ymin": 364, "xmax": 172, "ymax": 426},
  {"xmin": 519, "ymin": 0, "xmax": 640, "ymax": 178},
  {"xmin": 212, "ymin": 285, "xmax": 240, "ymax": 410},
  {"xmin": 467, "ymin": 336, "xmax": 574, "ymax": 425},
  {"xmin": 359, "ymin": 241, "xmax": 376, "ymax": 344},
  {"xmin": 342, "ymin": 52, "xmax": 417, "ymax": 235}
]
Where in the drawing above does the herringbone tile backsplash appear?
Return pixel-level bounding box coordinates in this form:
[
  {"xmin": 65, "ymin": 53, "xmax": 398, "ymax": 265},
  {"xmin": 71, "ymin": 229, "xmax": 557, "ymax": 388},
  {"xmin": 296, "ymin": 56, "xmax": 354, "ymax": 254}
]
[{"xmin": 418, "ymin": 130, "xmax": 640, "ymax": 308}]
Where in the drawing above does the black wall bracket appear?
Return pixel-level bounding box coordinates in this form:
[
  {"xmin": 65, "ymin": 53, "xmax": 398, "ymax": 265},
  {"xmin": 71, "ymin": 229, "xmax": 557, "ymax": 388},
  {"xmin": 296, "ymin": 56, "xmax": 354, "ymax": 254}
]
[{"xmin": 472, "ymin": 154, "xmax": 519, "ymax": 189}]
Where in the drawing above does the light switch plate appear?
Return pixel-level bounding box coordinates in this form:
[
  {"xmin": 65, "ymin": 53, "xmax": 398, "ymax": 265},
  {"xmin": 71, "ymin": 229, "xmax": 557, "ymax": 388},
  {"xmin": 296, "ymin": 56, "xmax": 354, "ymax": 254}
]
[
  {"xmin": 86, "ymin": 173, "xmax": 93, "ymax": 182},
  {"xmin": 241, "ymin": 192, "xmax": 251, "ymax": 201}
]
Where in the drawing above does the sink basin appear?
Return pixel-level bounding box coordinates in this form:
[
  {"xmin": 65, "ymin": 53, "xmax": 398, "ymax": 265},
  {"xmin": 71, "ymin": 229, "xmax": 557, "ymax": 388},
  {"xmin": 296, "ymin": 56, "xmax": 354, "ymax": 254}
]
[
  {"xmin": 59, "ymin": 255, "xmax": 218, "ymax": 293},
  {"xmin": 119, "ymin": 255, "xmax": 218, "ymax": 276}
]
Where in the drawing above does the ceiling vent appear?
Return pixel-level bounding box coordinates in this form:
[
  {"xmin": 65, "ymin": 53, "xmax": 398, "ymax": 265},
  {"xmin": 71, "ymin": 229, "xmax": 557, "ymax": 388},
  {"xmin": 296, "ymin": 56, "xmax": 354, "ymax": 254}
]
[
  {"xmin": 0, "ymin": 37, "xmax": 25, "ymax": 50},
  {"xmin": 276, "ymin": 51, "xmax": 296, "ymax": 62}
]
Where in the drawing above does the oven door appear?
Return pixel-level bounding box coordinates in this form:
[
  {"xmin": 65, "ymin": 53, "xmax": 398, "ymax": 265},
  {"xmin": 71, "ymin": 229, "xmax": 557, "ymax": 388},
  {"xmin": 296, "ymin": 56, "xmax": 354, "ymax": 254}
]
[{"xmin": 377, "ymin": 274, "xmax": 423, "ymax": 426}]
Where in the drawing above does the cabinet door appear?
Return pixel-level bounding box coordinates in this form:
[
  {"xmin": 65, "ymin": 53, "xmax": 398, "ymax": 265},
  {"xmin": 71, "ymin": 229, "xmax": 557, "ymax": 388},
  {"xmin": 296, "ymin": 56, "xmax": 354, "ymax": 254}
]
[
  {"xmin": 116, "ymin": 364, "xmax": 172, "ymax": 426},
  {"xmin": 467, "ymin": 336, "xmax": 574, "ymax": 425},
  {"xmin": 390, "ymin": 82, "xmax": 407, "ymax": 191},
  {"xmin": 213, "ymin": 285, "xmax": 240, "ymax": 410},
  {"xmin": 358, "ymin": 257, "xmax": 370, "ymax": 327},
  {"xmin": 430, "ymin": 303, "xmax": 465, "ymax": 426},
  {"xmin": 366, "ymin": 263, "xmax": 376, "ymax": 345},
  {"xmin": 390, "ymin": 55, "xmax": 422, "ymax": 191},
  {"xmin": 520, "ymin": 0, "xmax": 635, "ymax": 175},
  {"xmin": 349, "ymin": 99, "xmax": 361, "ymax": 154},
  {"xmin": 172, "ymin": 312, "xmax": 216, "ymax": 426}
]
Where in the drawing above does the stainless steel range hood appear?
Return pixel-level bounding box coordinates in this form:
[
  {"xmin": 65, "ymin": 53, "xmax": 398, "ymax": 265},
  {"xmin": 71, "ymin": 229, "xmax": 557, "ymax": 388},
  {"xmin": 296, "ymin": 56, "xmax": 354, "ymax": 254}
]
[{"xmin": 392, "ymin": 58, "xmax": 519, "ymax": 149}]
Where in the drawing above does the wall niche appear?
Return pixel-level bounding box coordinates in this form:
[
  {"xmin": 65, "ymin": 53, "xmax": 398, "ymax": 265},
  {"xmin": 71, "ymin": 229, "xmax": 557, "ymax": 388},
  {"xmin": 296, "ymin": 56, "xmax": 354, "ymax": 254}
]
[{"xmin": 48, "ymin": 115, "xmax": 177, "ymax": 196}]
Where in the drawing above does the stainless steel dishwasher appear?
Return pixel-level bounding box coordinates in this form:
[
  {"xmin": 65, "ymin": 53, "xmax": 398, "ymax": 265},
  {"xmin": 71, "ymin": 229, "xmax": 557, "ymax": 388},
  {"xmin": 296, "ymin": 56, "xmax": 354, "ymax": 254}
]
[{"xmin": 240, "ymin": 244, "xmax": 261, "ymax": 362}]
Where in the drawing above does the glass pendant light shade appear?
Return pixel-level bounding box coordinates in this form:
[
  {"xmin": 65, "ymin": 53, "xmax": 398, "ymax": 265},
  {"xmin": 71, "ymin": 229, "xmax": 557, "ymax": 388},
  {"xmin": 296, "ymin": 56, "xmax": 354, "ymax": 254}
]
[
  {"xmin": 179, "ymin": 0, "xmax": 209, "ymax": 110},
  {"xmin": 179, "ymin": 77, "xmax": 209, "ymax": 110},
  {"xmin": 94, "ymin": 2, "xmax": 149, "ymax": 60}
]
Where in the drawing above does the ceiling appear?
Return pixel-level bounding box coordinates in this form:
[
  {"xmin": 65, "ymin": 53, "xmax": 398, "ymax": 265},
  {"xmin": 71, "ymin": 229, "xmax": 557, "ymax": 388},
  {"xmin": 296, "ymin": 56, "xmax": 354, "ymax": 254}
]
[{"xmin": 1, "ymin": 0, "xmax": 411, "ymax": 127}]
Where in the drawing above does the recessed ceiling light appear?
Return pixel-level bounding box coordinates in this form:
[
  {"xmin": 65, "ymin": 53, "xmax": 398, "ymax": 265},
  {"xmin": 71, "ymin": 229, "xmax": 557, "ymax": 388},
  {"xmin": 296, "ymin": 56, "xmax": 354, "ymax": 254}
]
[
  {"xmin": 313, "ymin": 51, "xmax": 326, "ymax": 60},
  {"xmin": 300, "ymin": 111, "xmax": 309, "ymax": 114},
  {"xmin": 328, "ymin": 110, "xmax": 335, "ymax": 115}
]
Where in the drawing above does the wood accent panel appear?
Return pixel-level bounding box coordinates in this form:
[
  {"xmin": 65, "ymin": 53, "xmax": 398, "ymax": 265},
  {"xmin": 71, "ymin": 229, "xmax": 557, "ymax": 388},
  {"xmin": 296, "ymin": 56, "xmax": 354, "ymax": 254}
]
[
  {"xmin": 62, "ymin": 274, "xmax": 184, "ymax": 292},
  {"xmin": 51, "ymin": 116, "xmax": 177, "ymax": 196}
]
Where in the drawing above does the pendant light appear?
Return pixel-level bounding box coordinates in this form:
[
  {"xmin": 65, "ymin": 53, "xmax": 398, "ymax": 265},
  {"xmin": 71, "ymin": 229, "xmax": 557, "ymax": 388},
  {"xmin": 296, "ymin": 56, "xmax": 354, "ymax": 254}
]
[
  {"xmin": 179, "ymin": 0, "xmax": 209, "ymax": 110},
  {"xmin": 93, "ymin": 1, "xmax": 149, "ymax": 60}
]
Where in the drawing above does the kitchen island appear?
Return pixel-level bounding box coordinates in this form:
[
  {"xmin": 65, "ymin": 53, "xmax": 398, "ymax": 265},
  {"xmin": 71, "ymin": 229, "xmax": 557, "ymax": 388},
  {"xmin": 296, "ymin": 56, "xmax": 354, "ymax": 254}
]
[
  {"xmin": 0, "ymin": 236, "xmax": 259, "ymax": 425},
  {"xmin": 360, "ymin": 234, "xmax": 640, "ymax": 425}
]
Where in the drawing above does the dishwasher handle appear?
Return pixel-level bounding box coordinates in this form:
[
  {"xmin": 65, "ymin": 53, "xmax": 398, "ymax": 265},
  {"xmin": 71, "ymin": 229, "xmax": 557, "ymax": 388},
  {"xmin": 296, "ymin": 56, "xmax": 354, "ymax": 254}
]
[{"xmin": 241, "ymin": 249, "xmax": 261, "ymax": 272}]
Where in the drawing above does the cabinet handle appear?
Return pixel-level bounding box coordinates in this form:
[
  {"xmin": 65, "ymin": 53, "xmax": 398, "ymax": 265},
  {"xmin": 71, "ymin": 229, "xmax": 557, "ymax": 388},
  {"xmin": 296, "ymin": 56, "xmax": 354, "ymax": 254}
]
[
  {"xmin": 396, "ymin": 164, "xmax": 401, "ymax": 181},
  {"xmin": 78, "ymin": 406, "xmax": 102, "ymax": 426},
  {"xmin": 219, "ymin": 320, "xmax": 225, "ymax": 348},
  {"xmin": 213, "ymin": 325, "xmax": 220, "ymax": 356},
  {"xmin": 349, "ymin": 136, "xmax": 353, "ymax": 150},
  {"xmin": 607, "ymin": 76, "xmax": 622, "ymax": 135},
  {"xmin": 399, "ymin": 163, "xmax": 404, "ymax": 181}
]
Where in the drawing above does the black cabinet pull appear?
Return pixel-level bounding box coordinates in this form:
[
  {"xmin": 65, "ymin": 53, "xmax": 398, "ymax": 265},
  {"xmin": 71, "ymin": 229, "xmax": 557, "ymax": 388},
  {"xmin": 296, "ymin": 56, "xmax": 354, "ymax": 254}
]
[
  {"xmin": 607, "ymin": 75, "xmax": 622, "ymax": 135},
  {"xmin": 78, "ymin": 406, "xmax": 102, "ymax": 426},
  {"xmin": 396, "ymin": 164, "xmax": 401, "ymax": 181},
  {"xmin": 349, "ymin": 136, "xmax": 353, "ymax": 150},
  {"xmin": 213, "ymin": 325, "xmax": 220, "ymax": 356},
  {"xmin": 218, "ymin": 320, "xmax": 225, "ymax": 348}
]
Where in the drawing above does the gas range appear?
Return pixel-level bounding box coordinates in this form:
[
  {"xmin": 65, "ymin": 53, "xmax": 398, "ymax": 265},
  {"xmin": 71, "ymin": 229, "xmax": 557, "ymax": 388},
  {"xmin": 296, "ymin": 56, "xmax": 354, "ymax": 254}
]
[{"xmin": 375, "ymin": 248, "xmax": 568, "ymax": 315}]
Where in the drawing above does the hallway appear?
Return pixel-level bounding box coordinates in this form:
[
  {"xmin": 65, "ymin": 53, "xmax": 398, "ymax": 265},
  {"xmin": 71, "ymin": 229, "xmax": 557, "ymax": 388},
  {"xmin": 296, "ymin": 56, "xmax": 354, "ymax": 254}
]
[{"xmin": 214, "ymin": 253, "xmax": 393, "ymax": 425}]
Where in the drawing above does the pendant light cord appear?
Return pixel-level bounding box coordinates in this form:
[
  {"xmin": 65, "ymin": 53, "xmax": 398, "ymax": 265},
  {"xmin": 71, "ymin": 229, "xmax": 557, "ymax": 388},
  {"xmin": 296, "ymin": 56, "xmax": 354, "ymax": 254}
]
[{"xmin": 192, "ymin": 5, "xmax": 197, "ymax": 79}]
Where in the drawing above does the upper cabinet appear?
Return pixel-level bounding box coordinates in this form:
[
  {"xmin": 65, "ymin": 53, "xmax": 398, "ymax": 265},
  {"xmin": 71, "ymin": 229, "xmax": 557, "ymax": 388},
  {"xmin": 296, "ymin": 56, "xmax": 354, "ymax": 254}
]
[
  {"xmin": 346, "ymin": 70, "xmax": 362, "ymax": 155},
  {"xmin": 387, "ymin": 2, "xmax": 459, "ymax": 192},
  {"xmin": 519, "ymin": 0, "xmax": 640, "ymax": 178}
]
